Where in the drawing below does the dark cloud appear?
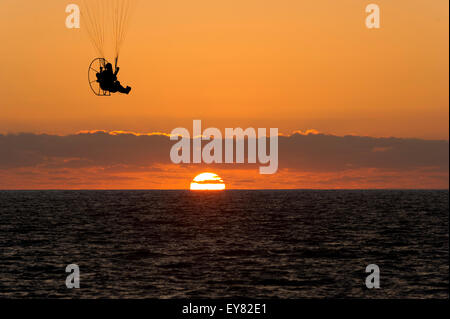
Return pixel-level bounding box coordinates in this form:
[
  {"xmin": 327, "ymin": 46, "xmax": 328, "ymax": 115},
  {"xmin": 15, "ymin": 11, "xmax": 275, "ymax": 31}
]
[
  {"xmin": 0, "ymin": 132, "xmax": 171, "ymax": 169},
  {"xmin": 0, "ymin": 131, "xmax": 448, "ymax": 174},
  {"xmin": 278, "ymin": 133, "xmax": 449, "ymax": 172}
]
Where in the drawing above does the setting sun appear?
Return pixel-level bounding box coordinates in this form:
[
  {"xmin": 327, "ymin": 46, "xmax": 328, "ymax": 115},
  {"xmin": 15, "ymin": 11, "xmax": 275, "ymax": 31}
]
[{"xmin": 190, "ymin": 173, "xmax": 226, "ymax": 190}]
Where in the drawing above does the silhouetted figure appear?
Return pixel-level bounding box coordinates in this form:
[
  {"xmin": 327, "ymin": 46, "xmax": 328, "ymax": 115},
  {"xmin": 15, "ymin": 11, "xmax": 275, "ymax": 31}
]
[{"xmin": 96, "ymin": 63, "xmax": 131, "ymax": 94}]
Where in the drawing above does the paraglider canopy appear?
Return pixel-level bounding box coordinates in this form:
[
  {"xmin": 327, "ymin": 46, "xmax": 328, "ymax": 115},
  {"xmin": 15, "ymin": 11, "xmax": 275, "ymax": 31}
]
[{"xmin": 81, "ymin": 0, "xmax": 137, "ymax": 69}]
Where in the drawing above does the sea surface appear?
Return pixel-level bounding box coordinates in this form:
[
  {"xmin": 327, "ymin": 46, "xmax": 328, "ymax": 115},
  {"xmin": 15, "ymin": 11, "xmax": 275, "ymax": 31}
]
[{"xmin": 0, "ymin": 190, "xmax": 448, "ymax": 298}]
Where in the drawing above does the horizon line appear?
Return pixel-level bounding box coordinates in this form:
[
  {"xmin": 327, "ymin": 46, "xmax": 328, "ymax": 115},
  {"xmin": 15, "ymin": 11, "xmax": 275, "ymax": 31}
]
[{"xmin": 0, "ymin": 188, "xmax": 448, "ymax": 191}]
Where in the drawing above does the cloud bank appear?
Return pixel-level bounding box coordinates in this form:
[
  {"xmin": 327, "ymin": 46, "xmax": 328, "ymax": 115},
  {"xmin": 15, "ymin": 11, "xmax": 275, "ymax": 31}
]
[{"xmin": 0, "ymin": 131, "xmax": 448, "ymax": 189}]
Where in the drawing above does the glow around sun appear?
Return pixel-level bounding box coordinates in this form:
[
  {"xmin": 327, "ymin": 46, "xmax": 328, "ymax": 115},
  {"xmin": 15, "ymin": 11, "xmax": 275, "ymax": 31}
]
[{"xmin": 190, "ymin": 173, "xmax": 226, "ymax": 190}]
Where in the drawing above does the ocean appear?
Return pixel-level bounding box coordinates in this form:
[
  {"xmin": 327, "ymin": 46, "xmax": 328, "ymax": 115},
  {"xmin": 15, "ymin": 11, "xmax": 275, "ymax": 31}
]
[{"xmin": 0, "ymin": 190, "xmax": 448, "ymax": 298}]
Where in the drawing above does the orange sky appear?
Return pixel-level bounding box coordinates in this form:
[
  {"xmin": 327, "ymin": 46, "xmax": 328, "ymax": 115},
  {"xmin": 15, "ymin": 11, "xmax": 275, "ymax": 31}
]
[
  {"xmin": 0, "ymin": 0, "xmax": 448, "ymax": 139},
  {"xmin": 0, "ymin": 1, "xmax": 448, "ymax": 189}
]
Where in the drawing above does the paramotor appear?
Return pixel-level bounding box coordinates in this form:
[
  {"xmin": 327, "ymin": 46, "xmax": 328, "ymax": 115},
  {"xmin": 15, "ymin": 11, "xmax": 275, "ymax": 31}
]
[{"xmin": 81, "ymin": 0, "xmax": 136, "ymax": 96}]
